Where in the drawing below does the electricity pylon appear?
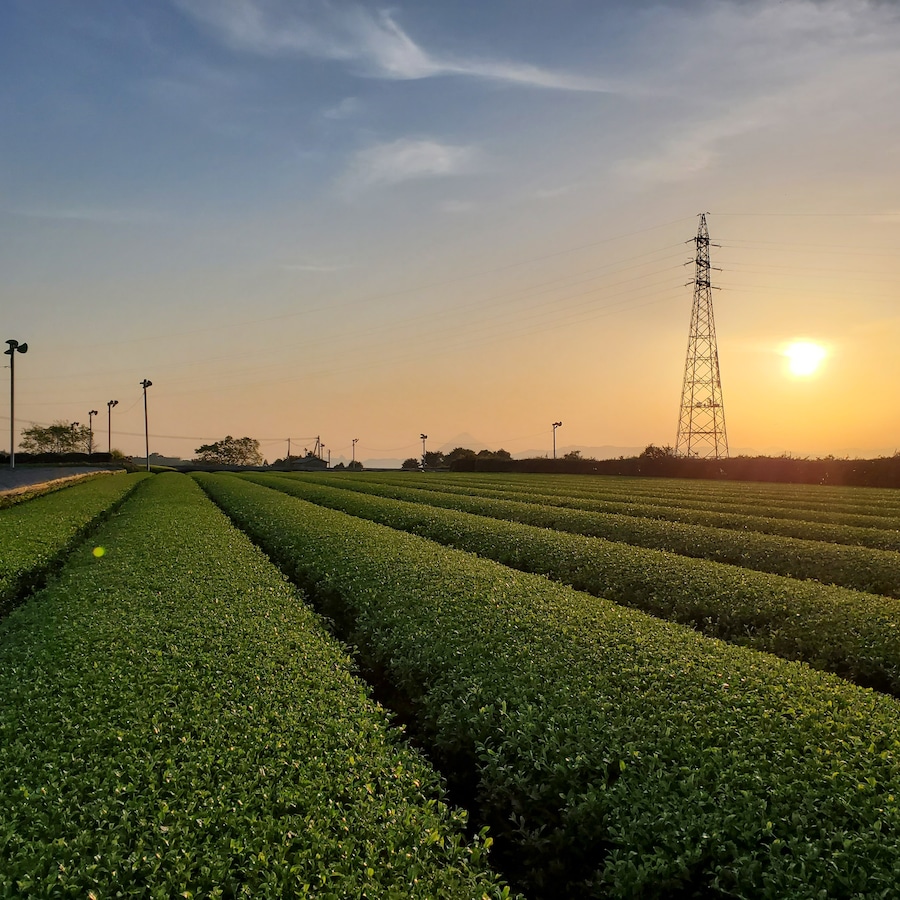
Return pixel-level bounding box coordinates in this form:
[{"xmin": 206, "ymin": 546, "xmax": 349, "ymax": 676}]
[{"xmin": 674, "ymin": 213, "xmax": 728, "ymax": 459}]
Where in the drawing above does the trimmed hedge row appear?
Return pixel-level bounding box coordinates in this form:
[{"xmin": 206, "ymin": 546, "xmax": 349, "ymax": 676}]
[
  {"xmin": 295, "ymin": 474, "xmax": 900, "ymax": 597},
  {"xmin": 418, "ymin": 472, "xmax": 900, "ymax": 519},
  {"xmin": 0, "ymin": 470, "xmax": 117, "ymax": 510},
  {"xmin": 0, "ymin": 472, "xmax": 148, "ymax": 617},
  {"xmin": 0, "ymin": 474, "xmax": 512, "ymax": 899},
  {"xmin": 198, "ymin": 473, "xmax": 900, "ymax": 900},
  {"xmin": 356, "ymin": 474, "xmax": 900, "ymax": 552},
  {"xmin": 240, "ymin": 473, "xmax": 900, "ymax": 695}
]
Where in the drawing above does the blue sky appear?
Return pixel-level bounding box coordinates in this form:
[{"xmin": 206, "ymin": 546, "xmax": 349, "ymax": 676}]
[{"xmin": 2, "ymin": 0, "xmax": 899, "ymax": 463}]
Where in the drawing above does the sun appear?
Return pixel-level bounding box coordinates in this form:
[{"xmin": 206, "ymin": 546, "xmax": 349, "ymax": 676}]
[{"xmin": 783, "ymin": 340, "xmax": 827, "ymax": 377}]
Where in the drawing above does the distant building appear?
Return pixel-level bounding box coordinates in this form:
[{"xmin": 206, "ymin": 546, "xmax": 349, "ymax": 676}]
[
  {"xmin": 270, "ymin": 453, "xmax": 328, "ymax": 471},
  {"xmin": 133, "ymin": 453, "xmax": 185, "ymax": 467}
]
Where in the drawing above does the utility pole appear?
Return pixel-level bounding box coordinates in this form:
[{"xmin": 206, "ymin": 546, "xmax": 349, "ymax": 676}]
[
  {"xmin": 552, "ymin": 421, "xmax": 562, "ymax": 459},
  {"xmin": 675, "ymin": 213, "xmax": 729, "ymax": 459},
  {"xmin": 4, "ymin": 339, "xmax": 28, "ymax": 469},
  {"xmin": 107, "ymin": 400, "xmax": 118, "ymax": 455},
  {"xmin": 141, "ymin": 380, "xmax": 152, "ymax": 471},
  {"xmin": 88, "ymin": 410, "xmax": 98, "ymax": 456}
]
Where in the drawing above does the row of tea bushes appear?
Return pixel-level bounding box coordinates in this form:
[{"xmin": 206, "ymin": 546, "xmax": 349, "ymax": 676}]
[
  {"xmin": 295, "ymin": 474, "xmax": 900, "ymax": 597},
  {"xmin": 0, "ymin": 470, "xmax": 115, "ymax": 510},
  {"xmin": 197, "ymin": 473, "xmax": 900, "ymax": 899},
  {"xmin": 0, "ymin": 474, "xmax": 512, "ymax": 899},
  {"xmin": 0, "ymin": 471, "xmax": 147, "ymax": 617},
  {"xmin": 419, "ymin": 472, "xmax": 900, "ymax": 521},
  {"xmin": 340, "ymin": 470, "xmax": 900, "ymax": 535},
  {"xmin": 357, "ymin": 474, "xmax": 900, "ymax": 552},
  {"xmin": 241, "ymin": 473, "xmax": 900, "ymax": 695}
]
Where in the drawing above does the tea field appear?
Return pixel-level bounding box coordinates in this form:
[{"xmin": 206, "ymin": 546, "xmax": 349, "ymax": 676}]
[{"xmin": 3, "ymin": 469, "xmax": 900, "ymax": 898}]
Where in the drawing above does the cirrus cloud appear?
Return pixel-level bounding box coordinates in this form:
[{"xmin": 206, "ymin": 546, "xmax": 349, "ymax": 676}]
[
  {"xmin": 174, "ymin": 0, "xmax": 613, "ymax": 92},
  {"xmin": 340, "ymin": 137, "xmax": 479, "ymax": 192}
]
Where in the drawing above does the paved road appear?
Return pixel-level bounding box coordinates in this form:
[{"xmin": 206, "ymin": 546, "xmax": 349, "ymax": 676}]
[{"xmin": 0, "ymin": 466, "xmax": 126, "ymax": 495}]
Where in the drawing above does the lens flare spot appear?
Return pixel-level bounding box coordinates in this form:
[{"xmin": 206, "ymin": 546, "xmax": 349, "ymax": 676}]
[{"xmin": 92, "ymin": 546, "xmax": 106, "ymax": 558}]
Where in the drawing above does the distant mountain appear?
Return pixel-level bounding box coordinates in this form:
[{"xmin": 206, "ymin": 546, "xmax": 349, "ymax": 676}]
[
  {"xmin": 361, "ymin": 457, "xmax": 406, "ymax": 470},
  {"xmin": 436, "ymin": 433, "xmax": 493, "ymax": 453}
]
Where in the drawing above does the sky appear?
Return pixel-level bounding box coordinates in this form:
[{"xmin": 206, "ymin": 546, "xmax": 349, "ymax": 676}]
[{"xmin": 2, "ymin": 0, "xmax": 899, "ymax": 466}]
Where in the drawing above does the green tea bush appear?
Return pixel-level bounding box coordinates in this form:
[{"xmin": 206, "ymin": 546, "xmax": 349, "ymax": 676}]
[
  {"xmin": 393, "ymin": 472, "xmax": 900, "ymax": 522},
  {"xmin": 198, "ymin": 473, "xmax": 900, "ymax": 900},
  {"xmin": 349, "ymin": 473, "xmax": 900, "ymax": 551},
  {"xmin": 0, "ymin": 472, "xmax": 147, "ymax": 616},
  {"xmin": 295, "ymin": 474, "xmax": 900, "ymax": 597},
  {"xmin": 241, "ymin": 473, "xmax": 900, "ymax": 695},
  {"xmin": 0, "ymin": 474, "xmax": 512, "ymax": 900}
]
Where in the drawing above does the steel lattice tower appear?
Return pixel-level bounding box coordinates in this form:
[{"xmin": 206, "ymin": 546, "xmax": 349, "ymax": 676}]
[{"xmin": 674, "ymin": 213, "xmax": 729, "ymax": 459}]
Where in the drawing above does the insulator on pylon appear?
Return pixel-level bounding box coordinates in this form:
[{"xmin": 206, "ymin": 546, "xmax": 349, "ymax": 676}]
[{"xmin": 674, "ymin": 213, "xmax": 729, "ymax": 459}]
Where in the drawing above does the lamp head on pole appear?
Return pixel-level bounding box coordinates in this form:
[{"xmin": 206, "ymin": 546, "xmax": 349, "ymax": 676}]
[
  {"xmin": 4, "ymin": 339, "xmax": 27, "ymax": 356},
  {"xmin": 108, "ymin": 399, "xmax": 118, "ymax": 410},
  {"xmin": 141, "ymin": 379, "xmax": 152, "ymax": 389}
]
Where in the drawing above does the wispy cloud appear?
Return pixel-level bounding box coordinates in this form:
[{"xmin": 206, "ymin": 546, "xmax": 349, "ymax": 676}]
[
  {"xmin": 341, "ymin": 138, "xmax": 478, "ymax": 192},
  {"xmin": 618, "ymin": 105, "xmax": 770, "ymax": 184},
  {"xmin": 614, "ymin": 0, "xmax": 900, "ymax": 185},
  {"xmin": 322, "ymin": 96, "xmax": 362, "ymax": 120},
  {"xmin": 11, "ymin": 206, "xmax": 163, "ymax": 225},
  {"xmin": 440, "ymin": 199, "xmax": 479, "ymax": 214},
  {"xmin": 534, "ymin": 184, "xmax": 577, "ymax": 200},
  {"xmin": 280, "ymin": 262, "xmax": 348, "ymax": 272},
  {"xmin": 175, "ymin": 0, "xmax": 612, "ymax": 92}
]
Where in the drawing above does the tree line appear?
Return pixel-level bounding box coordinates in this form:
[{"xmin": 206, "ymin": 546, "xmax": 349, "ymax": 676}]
[
  {"xmin": 401, "ymin": 447, "xmax": 514, "ymax": 470},
  {"xmin": 18, "ymin": 422, "xmax": 96, "ymax": 454},
  {"xmin": 16, "ymin": 423, "xmax": 267, "ymax": 467}
]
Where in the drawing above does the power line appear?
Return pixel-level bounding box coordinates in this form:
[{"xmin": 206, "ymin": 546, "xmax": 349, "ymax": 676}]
[{"xmin": 712, "ymin": 212, "xmax": 900, "ymax": 217}]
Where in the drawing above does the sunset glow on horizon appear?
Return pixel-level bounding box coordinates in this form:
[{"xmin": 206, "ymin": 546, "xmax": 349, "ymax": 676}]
[{"xmin": 2, "ymin": 1, "xmax": 899, "ymax": 464}]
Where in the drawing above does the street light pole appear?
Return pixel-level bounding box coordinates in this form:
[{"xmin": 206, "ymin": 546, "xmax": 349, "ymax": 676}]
[
  {"xmin": 552, "ymin": 421, "xmax": 562, "ymax": 460},
  {"xmin": 4, "ymin": 339, "xmax": 28, "ymax": 469},
  {"xmin": 420, "ymin": 433, "xmax": 428, "ymax": 470},
  {"xmin": 107, "ymin": 399, "xmax": 118, "ymax": 455},
  {"xmin": 141, "ymin": 380, "xmax": 152, "ymax": 472},
  {"xmin": 352, "ymin": 437, "xmax": 359, "ymax": 464},
  {"xmin": 88, "ymin": 410, "xmax": 98, "ymax": 456}
]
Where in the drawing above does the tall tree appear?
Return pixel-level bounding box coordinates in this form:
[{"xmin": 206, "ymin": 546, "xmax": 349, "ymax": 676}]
[
  {"xmin": 444, "ymin": 447, "xmax": 476, "ymax": 464},
  {"xmin": 20, "ymin": 421, "xmax": 92, "ymax": 453},
  {"xmin": 423, "ymin": 450, "xmax": 445, "ymax": 469},
  {"xmin": 194, "ymin": 436, "xmax": 263, "ymax": 466}
]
